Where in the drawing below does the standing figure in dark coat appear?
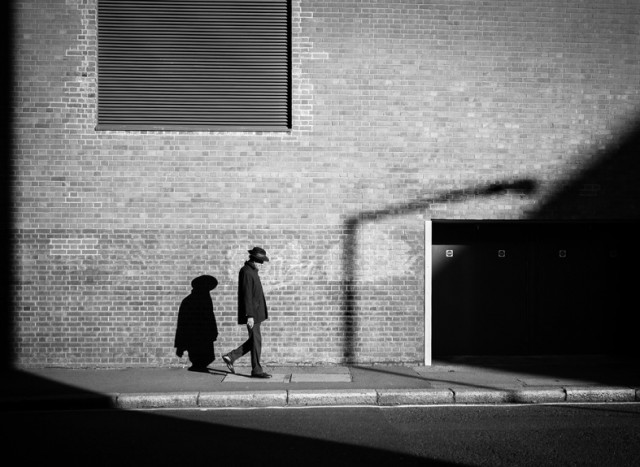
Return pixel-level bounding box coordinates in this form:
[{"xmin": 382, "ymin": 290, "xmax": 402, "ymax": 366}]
[
  {"xmin": 175, "ymin": 275, "xmax": 219, "ymax": 372},
  {"xmin": 222, "ymin": 247, "xmax": 272, "ymax": 378}
]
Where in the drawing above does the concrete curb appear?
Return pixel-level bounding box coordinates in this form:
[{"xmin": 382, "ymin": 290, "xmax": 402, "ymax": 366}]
[
  {"xmin": 109, "ymin": 386, "xmax": 640, "ymax": 408},
  {"xmin": 565, "ymin": 386, "xmax": 636, "ymax": 403},
  {"xmin": 3, "ymin": 387, "xmax": 639, "ymax": 411},
  {"xmin": 288, "ymin": 389, "xmax": 378, "ymax": 407},
  {"xmin": 199, "ymin": 390, "xmax": 288, "ymax": 408},
  {"xmin": 453, "ymin": 387, "xmax": 567, "ymax": 404},
  {"xmin": 116, "ymin": 392, "xmax": 198, "ymax": 410},
  {"xmin": 377, "ymin": 388, "xmax": 454, "ymax": 406}
]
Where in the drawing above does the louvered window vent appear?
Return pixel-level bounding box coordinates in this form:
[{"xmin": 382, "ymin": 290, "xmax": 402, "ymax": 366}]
[{"xmin": 97, "ymin": 0, "xmax": 291, "ymax": 131}]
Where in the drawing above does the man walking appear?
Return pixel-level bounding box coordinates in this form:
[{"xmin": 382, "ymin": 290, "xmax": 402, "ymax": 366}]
[{"xmin": 222, "ymin": 247, "xmax": 272, "ymax": 378}]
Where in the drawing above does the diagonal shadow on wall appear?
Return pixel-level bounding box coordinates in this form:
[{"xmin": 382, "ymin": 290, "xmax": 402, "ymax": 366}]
[
  {"xmin": 341, "ymin": 179, "xmax": 538, "ymax": 362},
  {"xmin": 341, "ymin": 117, "xmax": 640, "ymax": 388},
  {"xmin": 341, "ymin": 115, "xmax": 640, "ymax": 367},
  {"xmin": 525, "ymin": 117, "xmax": 640, "ymax": 359},
  {"xmin": 430, "ymin": 117, "xmax": 640, "ymax": 381},
  {"xmin": 533, "ymin": 117, "xmax": 640, "ymax": 221},
  {"xmin": 430, "ymin": 121, "xmax": 640, "ymax": 384}
]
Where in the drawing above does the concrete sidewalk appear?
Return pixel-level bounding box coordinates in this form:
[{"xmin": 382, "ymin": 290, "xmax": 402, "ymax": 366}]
[{"xmin": 2, "ymin": 356, "xmax": 639, "ymax": 410}]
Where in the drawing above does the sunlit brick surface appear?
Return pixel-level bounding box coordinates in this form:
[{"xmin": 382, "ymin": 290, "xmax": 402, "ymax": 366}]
[{"xmin": 11, "ymin": 0, "xmax": 640, "ymax": 366}]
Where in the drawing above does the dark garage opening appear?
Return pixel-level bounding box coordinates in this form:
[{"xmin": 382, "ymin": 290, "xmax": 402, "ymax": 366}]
[{"xmin": 432, "ymin": 220, "xmax": 639, "ymax": 357}]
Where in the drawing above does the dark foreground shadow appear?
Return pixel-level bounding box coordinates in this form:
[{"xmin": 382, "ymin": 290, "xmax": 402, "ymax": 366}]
[
  {"xmin": 2, "ymin": 411, "xmax": 451, "ymax": 467},
  {"xmin": 0, "ymin": 371, "xmax": 458, "ymax": 467},
  {"xmin": 0, "ymin": 369, "xmax": 115, "ymax": 411}
]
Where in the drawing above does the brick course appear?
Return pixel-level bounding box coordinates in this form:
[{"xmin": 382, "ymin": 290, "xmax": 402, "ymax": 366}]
[{"xmin": 11, "ymin": 0, "xmax": 640, "ymax": 366}]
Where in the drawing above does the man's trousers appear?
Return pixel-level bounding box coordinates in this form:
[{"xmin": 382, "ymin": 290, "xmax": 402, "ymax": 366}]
[{"xmin": 227, "ymin": 321, "xmax": 264, "ymax": 376}]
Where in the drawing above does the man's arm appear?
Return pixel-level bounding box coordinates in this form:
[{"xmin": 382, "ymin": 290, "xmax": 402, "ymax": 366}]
[{"xmin": 240, "ymin": 268, "xmax": 256, "ymax": 328}]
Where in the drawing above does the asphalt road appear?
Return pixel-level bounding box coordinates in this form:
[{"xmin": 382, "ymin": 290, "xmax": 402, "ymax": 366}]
[{"xmin": 5, "ymin": 403, "xmax": 640, "ymax": 466}]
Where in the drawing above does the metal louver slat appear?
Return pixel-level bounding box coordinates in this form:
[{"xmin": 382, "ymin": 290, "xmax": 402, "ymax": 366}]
[{"xmin": 97, "ymin": 0, "xmax": 291, "ymax": 131}]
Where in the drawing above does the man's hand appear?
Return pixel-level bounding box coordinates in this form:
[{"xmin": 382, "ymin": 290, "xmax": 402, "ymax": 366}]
[{"xmin": 247, "ymin": 317, "xmax": 254, "ymax": 330}]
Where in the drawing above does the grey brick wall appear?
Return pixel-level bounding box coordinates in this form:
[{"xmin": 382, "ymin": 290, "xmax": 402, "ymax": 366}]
[{"xmin": 11, "ymin": 0, "xmax": 640, "ymax": 367}]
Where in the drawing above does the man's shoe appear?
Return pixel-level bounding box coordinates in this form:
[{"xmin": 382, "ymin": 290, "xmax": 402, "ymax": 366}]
[
  {"xmin": 251, "ymin": 372, "xmax": 272, "ymax": 379},
  {"xmin": 222, "ymin": 354, "xmax": 235, "ymax": 374}
]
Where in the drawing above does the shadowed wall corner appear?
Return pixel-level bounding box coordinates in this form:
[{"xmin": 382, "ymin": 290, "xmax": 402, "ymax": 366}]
[{"xmin": 1, "ymin": 1, "xmax": 15, "ymax": 370}]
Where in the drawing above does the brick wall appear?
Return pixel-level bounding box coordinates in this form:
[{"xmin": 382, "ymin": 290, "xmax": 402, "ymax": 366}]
[{"xmin": 11, "ymin": 0, "xmax": 640, "ymax": 367}]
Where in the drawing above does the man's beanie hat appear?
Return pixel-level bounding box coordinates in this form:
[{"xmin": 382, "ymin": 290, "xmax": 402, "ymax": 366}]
[{"xmin": 248, "ymin": 247, "xmax": 269, "ymax": 262}]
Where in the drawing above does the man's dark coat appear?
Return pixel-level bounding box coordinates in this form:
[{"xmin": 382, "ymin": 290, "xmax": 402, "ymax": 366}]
[{"xmin": 237, "ymin": 261, "xmax": 268, "ymax": 324}]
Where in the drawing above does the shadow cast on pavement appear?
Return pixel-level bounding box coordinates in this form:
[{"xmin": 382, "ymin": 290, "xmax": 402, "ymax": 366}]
[{"xmin": 0, "ymin": 371, "xmax": 459, "ymax": 467}]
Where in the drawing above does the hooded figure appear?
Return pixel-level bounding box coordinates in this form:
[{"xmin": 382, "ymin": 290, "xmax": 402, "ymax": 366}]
[{"xmin": 175, "ymin": 275, "xmax": 219, "ymax": 371}]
